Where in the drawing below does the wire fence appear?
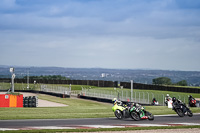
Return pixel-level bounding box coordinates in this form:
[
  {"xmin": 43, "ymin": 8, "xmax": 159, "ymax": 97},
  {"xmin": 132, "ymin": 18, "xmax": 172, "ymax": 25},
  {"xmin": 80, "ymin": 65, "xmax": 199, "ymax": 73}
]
[
  {"xmin": 0, "ymin": 82, "xmax": 10, "ymax": 90},
  {"xmin": 40, "ymin": 84, "xmax": 71, "ymax": 95},
  {"xmin": 0, "ymin": 82, "xmax": 39, "ymax": 90},
  {"xmin": 81, "ymin": 87, "xmax": 189, "ymax": 106},
  {"xmin": 0, "ymin": 82, "xmax": 72, "ymax": 95},
  {"xmin": 0, "ymin": 82, "xmax": 190, "ymax": 106}
]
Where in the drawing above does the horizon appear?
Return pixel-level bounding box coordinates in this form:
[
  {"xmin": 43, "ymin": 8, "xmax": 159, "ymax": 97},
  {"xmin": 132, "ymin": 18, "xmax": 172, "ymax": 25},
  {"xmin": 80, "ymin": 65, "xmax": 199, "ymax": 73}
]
[
  {"xmin": 1, "ymin": 64, "xmax": 200, "ymax": 86},
  {"xmin": 1, "ymin": 0, "xmax": 200, "ymax": 71},
  {"xmin": 1, "ymin": 64, "xmax": 200, "ymax": 72}
]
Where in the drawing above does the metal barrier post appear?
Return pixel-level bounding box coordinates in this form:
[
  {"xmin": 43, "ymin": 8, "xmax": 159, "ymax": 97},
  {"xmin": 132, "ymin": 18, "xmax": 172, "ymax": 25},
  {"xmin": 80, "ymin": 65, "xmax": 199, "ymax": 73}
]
[
  {"xmin": 139, "ymin": 92, "xmax": 140, "ymax": 103},
  {"xmin": 131, "ymin": 80, "xmax": 133, "ymax": 102},
  {"xmin": 135, "ymin": 92, "xmax": 136, "ymax": 103},
  {"xmin": 162, "ymin": 94, "xmax": 164, "ymax": 106}
]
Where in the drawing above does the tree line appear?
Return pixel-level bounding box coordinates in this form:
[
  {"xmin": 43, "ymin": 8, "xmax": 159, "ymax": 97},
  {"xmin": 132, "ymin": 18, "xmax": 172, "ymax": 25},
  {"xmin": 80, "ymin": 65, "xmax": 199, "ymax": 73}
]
[
  {"xmin": 23, "ymin": 75, "xmax": 70, "ymax": 80},
  {"xmin": 22, "ymin": 75, "xmax": 187, "ymax": 86},
  {"xmin": 152, "ymin": 77, "xmax": 187, "ymax": 86}
]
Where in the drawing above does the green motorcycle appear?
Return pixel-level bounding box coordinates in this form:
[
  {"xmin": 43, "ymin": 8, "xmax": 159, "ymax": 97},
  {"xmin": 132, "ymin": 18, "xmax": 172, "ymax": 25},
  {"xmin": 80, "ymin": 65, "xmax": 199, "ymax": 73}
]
[
  {"xmin": 112, "ymin": 102, "xmax": 154, "ymax": 121},
  {"xmin": 130, "ymin": 104, "xmax": 154, "ymax": 121}
]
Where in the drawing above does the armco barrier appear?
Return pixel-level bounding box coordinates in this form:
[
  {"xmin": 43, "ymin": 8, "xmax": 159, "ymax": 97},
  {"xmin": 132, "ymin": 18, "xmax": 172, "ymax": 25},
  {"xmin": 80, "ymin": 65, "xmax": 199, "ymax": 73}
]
[
  {"xmin": 16, "ymin": 90, "xmax": 70, "ymax": 98},
  {"xmin": 0, "ymin": 94, "xmax": 23, "ymax": 107},
  {"xmin": 80, "ymin": 95, "xmax": 112, "ymax": 103}
]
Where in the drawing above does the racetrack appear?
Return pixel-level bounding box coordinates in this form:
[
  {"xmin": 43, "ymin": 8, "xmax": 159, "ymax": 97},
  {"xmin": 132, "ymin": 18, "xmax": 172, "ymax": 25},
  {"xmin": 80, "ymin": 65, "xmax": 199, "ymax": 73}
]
[
  {"xmin": 0, "ymin": 114, "xmax": 200, "ymax": 130},
  {"xmin": 1, "ymin": 92, "xmax": 200, "ymax": 131}
]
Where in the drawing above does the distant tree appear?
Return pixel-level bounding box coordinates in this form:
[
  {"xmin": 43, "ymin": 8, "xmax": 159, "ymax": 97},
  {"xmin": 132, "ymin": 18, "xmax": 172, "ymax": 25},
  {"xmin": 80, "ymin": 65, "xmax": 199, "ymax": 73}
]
[
  {"xmin": 176, "ymin": 80, "xmax": 188, "ymax": 86},
  {"xmin": 152, "ymin": 77, "xmax": 172, "ymax": 85}
]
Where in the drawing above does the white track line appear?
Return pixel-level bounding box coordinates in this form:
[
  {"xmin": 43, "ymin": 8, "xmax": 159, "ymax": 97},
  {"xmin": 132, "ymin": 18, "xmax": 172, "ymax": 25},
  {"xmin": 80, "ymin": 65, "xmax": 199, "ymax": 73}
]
[
  {"xmin": 1, "ymin": 122, "xmax": 200, "ymax": 131},
  {"xmin": 123, "ymin": 124, "xmax": 169, "ymax": 127},
  {"xmin": 169, "ymin": 123, "xmax": 200, "ymax": 126},
  {"xmin": 82, "ymin": 125, "xmax": 125, "ymax": 128},
  {"xmin": 0, "ymin": 128, "xmax": 19, "ymax": 131},
  {"xmin": 31, "ymin": 126, "xmax": 76, "ymax": 129}
]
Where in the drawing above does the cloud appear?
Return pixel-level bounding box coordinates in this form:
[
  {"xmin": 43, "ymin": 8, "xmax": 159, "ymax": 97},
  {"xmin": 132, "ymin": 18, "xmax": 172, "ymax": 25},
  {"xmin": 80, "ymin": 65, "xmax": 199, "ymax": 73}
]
[
  {"xmin": 0, "ymin": 0, "xmax": 200, "ymax": 70},
  {"xmin": 0, "ymin": 0, "xmax": 17, "ymax": 10}
]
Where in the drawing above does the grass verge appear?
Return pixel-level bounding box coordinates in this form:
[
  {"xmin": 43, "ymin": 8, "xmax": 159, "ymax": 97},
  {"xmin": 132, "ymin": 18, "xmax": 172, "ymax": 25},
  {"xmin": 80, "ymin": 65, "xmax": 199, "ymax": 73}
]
[
  {"xmin": 0, "ymin": 94, "xmax": 200, "ymax": 120},
  {"xmin": 0, "ymin": 94, "xmax": 112, "ymax": 120},
  {"xmin": 1, "ymin": 125, "xmax": 200, "ymax": 133}
]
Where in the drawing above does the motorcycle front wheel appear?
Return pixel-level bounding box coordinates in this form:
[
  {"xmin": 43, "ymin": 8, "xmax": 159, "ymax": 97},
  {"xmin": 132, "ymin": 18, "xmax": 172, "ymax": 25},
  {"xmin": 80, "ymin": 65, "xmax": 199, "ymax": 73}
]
[
  {"xmin": 187, "ymin": 110, "xmax": 193, "ymax": 117},
  {"xmin": 146, "ymin": 111, "xmax": 154, "ymax": 120},
  {"xmin": 114, "ymin": 110, "xmax": 123, "ymax": 119},
  {"xmin": 130, "ymin": 112, "xmax": 140, "ymax": 121},
  {"xmin": 176, "ymin": 109, "xmax": 184, "ymax": 117}
]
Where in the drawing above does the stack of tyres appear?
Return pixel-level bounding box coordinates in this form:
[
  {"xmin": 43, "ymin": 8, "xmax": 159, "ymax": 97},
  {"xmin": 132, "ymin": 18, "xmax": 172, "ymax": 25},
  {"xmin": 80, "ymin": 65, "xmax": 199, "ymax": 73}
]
[
  {"xmin": 23, "ymin": 96, "xmax": 38, "ymax": 107},
  {"xmin": 28, "ymin": 97, "xmax": 32, "ymax": 107},
  {"xmin": 32, "ymin": 96, "xmax": 38, "ymax": 107},
  {"xmin": 23, "ymin": 97, "xmax": 29, "ymax": 107}
]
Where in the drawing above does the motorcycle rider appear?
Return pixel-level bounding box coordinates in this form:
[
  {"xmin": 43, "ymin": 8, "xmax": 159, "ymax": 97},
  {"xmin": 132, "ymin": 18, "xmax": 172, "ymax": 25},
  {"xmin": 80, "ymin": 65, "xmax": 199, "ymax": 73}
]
[
  {"xmin": 152, "ymin": 98, "xmax": 159, "ymax": 105},
  {"xmin": 188, "ymin": 95, "xmax": 196, "ymax": 107},
  {"xmin": 112, "ymin": 98, "xmax": 141, "ymax": 109},
  {"xmin": 172, "ymin": 97, "xmax": 192, "ymax": 116},
  {"xmin": 172, "ymin": 97, "xmax": 178, "ymax": 110},
  {"xmin": 188, "ymin": 95, "xmax": 195, "ymax": 101},
  {"xmin": 172, "ymin": 97, "xmax": 186, "ymax": 108},
  {"xmin": 165, "ymin": 94, "xmax": 172, "ymax": 106},
  {"xmin": 112, "ymin": 98, "xmax": 123, "ymax": 106}
]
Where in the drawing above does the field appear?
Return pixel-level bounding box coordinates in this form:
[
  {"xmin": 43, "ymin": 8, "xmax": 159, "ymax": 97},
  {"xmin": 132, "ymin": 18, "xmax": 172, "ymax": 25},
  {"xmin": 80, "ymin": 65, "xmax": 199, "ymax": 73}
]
[
  {"xmin": 0, "ymin": 94, "xmax": 200, "ymax": 120},
  {"xmin": 1, "ymin": 83, "xmax": 200, "ymax": 120}
]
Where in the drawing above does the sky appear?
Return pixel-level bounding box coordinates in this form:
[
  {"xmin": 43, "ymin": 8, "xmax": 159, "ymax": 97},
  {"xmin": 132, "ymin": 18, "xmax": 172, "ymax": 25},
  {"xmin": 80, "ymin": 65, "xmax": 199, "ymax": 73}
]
[{"xmin": 0, "ymin": 0, "xmax": 200, "ymax": 71}]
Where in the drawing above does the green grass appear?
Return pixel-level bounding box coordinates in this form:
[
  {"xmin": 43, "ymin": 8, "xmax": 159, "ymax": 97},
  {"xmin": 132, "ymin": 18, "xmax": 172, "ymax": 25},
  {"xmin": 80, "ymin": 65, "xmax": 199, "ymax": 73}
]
[
  {"xmin": 0, "ymin": 94, "xmax": 113, "ymax": 120},
  {"xmin": 1, "ymin": 83, "xmax": 200, "ymax": 120},
  {"xmin": 0, "ymin": 94, "xmax": 200, "ymax": 120},
  {"xmin": 94, "ymin": 87, "xmax": 200, "ymax": 98}
]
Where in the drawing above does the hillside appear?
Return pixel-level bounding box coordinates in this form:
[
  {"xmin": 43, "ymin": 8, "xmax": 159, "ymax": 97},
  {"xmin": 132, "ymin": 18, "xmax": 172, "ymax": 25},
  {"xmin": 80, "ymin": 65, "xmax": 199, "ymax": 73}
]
[{"xmin": 0, "ymin": 65, "xmax": 200, "ymax": 86}]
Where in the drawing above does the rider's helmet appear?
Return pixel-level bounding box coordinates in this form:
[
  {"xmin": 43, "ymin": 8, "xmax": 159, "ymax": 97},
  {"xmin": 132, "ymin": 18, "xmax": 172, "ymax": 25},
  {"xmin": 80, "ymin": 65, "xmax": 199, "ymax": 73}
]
[
  {"xmin": 172, "ymin": 97, "xmax": 176, "ymax": 102},
  {"xmin": 112, "ymin": 98, "xmax": 118, "ymax": 105},
  {"xmin": 166, "ymin": 94, "xmax": 169, "ymax": 97}
]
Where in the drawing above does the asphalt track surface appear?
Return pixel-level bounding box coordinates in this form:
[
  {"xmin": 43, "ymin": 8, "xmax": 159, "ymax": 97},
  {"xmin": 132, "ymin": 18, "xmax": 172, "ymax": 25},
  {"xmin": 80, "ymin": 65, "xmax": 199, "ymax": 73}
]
[{"xmin": 0, "ymin": 114, "xmax": 200, "ymax": 128}]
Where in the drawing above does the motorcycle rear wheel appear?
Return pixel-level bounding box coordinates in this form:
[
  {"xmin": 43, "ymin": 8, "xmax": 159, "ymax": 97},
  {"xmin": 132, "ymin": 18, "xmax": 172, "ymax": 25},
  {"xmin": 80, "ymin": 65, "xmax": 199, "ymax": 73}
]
[
  {"xmin": 114, "ymin": 110, "xmax": 123, "ymax": 119},
  {"xmin": 130, "ymin": 112, "xmax": 140, "ymax": 121}
]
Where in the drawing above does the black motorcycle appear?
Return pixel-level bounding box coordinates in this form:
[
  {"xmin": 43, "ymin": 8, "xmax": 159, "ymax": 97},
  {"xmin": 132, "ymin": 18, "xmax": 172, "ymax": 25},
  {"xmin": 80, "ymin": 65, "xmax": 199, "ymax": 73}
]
[{"xmin": 173, "ymin": 100, "xmax": 193, "ymax": 117}]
